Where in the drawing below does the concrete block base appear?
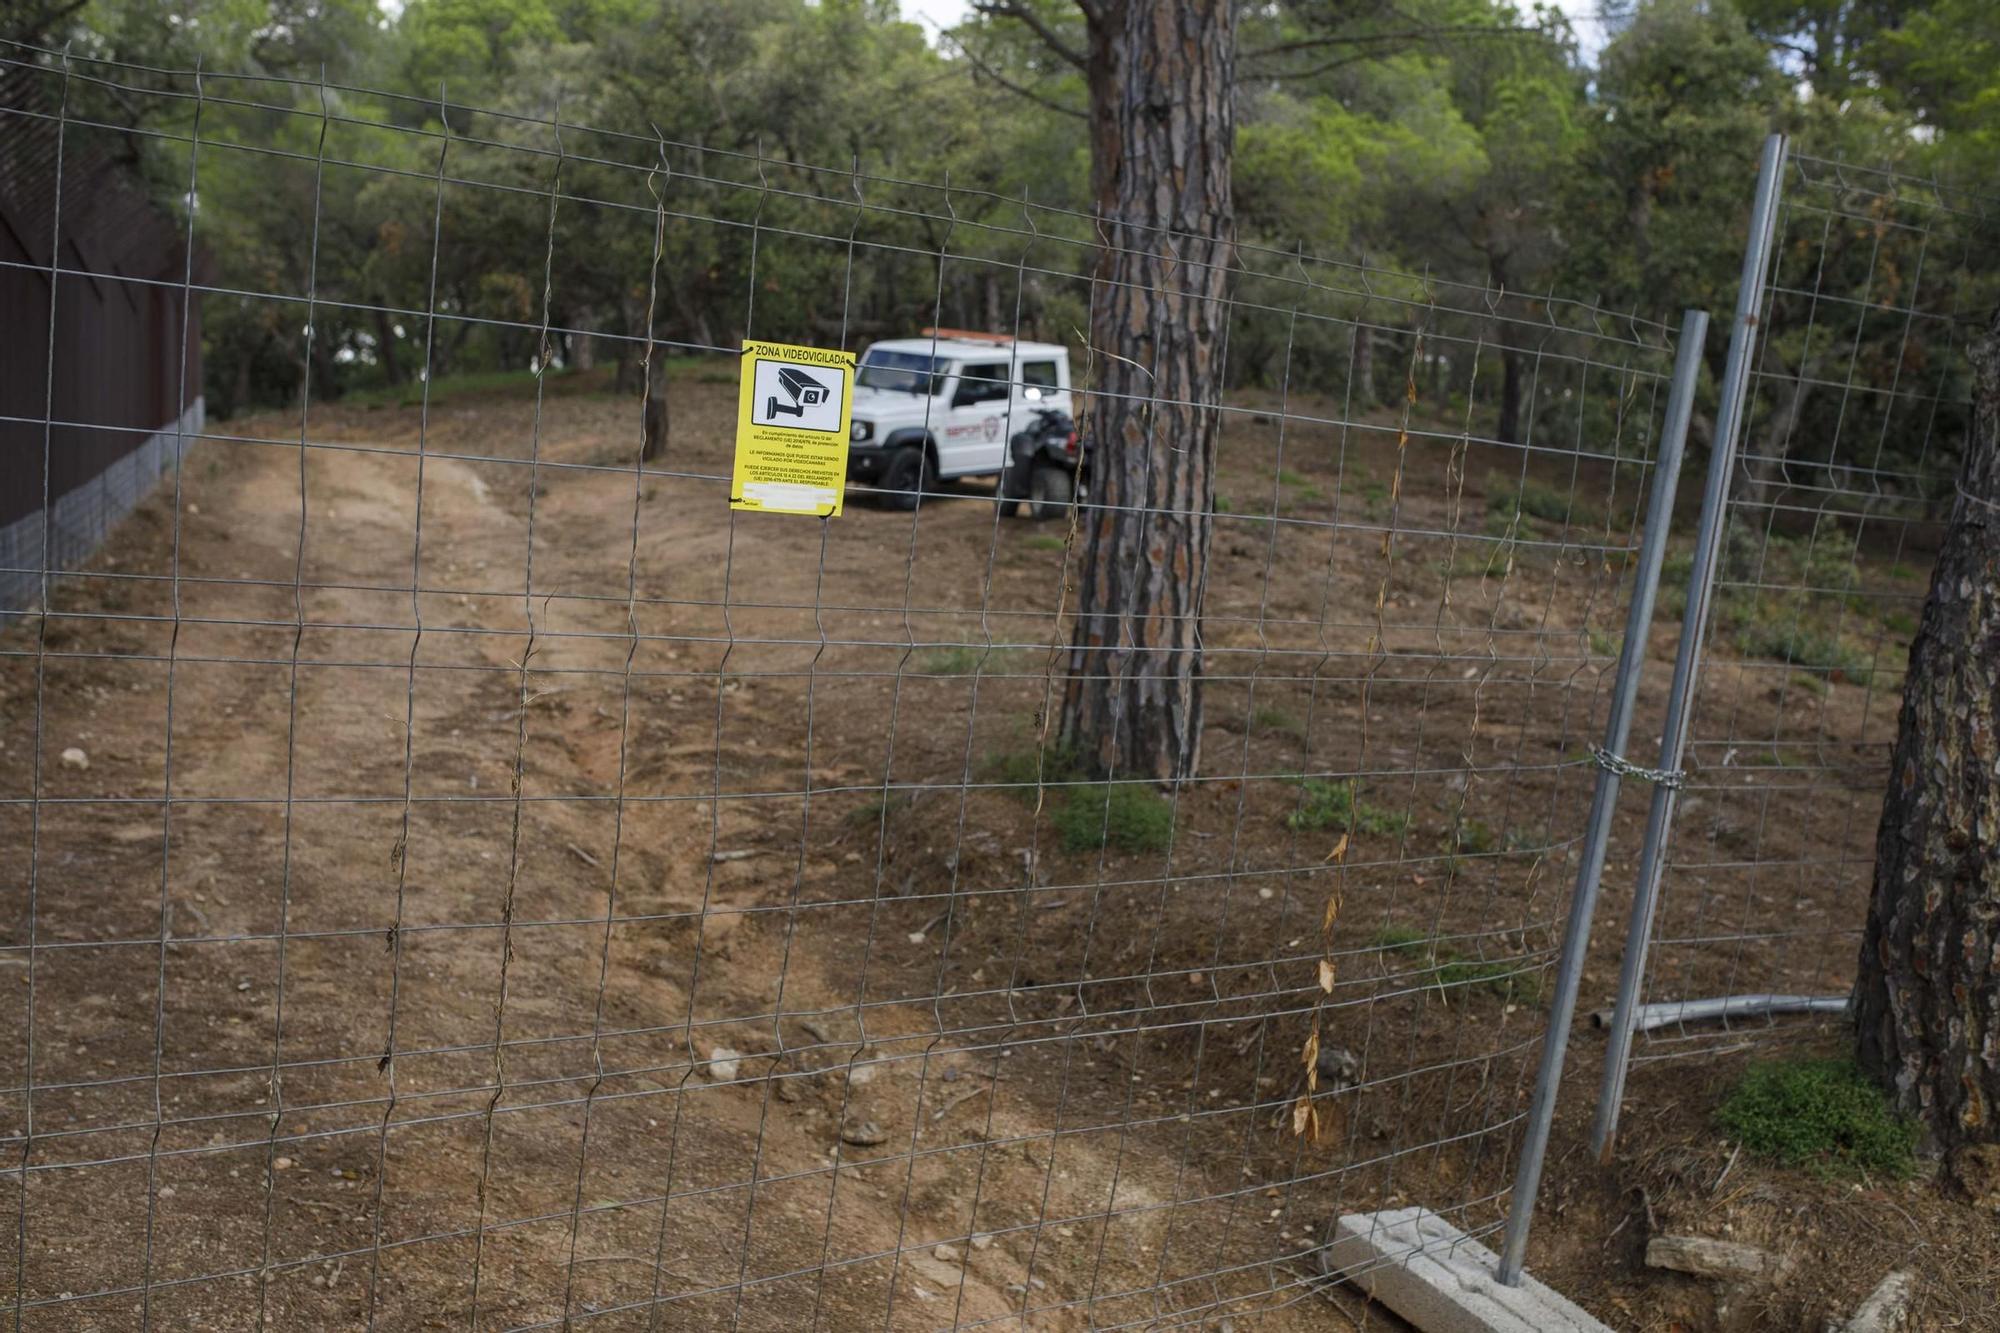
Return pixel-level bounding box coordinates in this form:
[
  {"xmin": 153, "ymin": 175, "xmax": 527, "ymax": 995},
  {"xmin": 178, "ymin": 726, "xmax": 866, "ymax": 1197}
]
[{"xmin": 1317, "ymin": 1207, "xmax": 1613, "ymax": 1333}]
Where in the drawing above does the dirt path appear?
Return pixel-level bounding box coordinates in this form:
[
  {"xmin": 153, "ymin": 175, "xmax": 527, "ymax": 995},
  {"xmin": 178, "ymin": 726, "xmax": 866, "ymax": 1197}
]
[{"xmin": 1, "ymin": 368, "xmax": 1935, "ymax": 1330}]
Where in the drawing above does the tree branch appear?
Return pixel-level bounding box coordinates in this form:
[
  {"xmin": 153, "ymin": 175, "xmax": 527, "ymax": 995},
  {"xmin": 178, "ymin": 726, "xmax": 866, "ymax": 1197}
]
[
  {"xmin": 970, "ymin": 0, "xmax": 1088, "ymax": 71},
  {"xmin": 1246, "ymin": 24, "xmax": 1537, "ymax": 61},
  {"xmin": 941, "ymin": 31, "xmax": 1087, "ymax": 120}
]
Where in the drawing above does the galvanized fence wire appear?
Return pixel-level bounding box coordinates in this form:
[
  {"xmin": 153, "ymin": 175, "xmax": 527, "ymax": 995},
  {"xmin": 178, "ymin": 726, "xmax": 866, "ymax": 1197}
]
[
  {"xmin": 1625, "ymin": 145, "xmax": 2000, "ymax": 1067},
  {"xmin": 0, "ymin": 44, "xmax": 1688, "ymax": 1330}
]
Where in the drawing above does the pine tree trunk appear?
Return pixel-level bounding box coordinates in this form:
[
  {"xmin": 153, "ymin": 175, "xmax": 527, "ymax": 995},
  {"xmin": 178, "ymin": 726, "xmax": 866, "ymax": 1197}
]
[
  {"xmin": 1059, "ymin": 0, "xmax": 1235, "ymax": 784},
  {"xmin": 1854, "ymin": 309, "xmax": 2000, "ymax": 1162}
]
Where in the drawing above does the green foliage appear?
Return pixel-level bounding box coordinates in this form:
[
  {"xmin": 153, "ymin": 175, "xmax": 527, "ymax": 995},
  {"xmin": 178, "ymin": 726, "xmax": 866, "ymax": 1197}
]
[
  {"xmin": 1718, "ymin": 1059, "xmax": 1918, "ymax": 1177},
  {"xmin": 1488, "ymin": 476, "xmax": 1595, "ymax": 528},
  {"xmin": 1053, "ymin": 782, "xmax": 1174, "ymax": 853},
  {"xmin": 1286, "ymin": 779, "xmax": 1407, "ymax": 836},
  {"xmin": 1023, "ymin": 535, "xmax": 1067, "ymax": 552},
  {"xmin": 1734, "ymin": 614, "xmax": 1872, "ymax": 681}
]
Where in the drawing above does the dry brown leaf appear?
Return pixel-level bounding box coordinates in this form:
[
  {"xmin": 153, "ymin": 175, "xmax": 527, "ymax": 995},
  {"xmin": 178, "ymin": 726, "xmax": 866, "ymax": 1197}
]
[
  {"xmin": 1302, "ymin": 1029, "xmax": 1319, "ymax": 1073},
  {"xmin": 1292, "ymin": 1093, "xmax": 1312, "ymax": 1137},
  {"xmin": 1322, "ymin": 833, "xmax": 1349, "ymax": 864},
  {"xmin": 1318, "ymin": 958, "xmax": 1336, "ymax": 993},
  {"xmin": 1322, "ymin": 889, "xmax": 1343, "ymax": 932}
]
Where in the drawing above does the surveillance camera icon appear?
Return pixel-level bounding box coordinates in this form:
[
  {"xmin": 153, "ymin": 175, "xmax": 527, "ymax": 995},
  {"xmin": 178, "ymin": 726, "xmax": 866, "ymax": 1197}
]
[{"xmin": 766, "ymin": 366, "xmax": 831, "ymax": 421}]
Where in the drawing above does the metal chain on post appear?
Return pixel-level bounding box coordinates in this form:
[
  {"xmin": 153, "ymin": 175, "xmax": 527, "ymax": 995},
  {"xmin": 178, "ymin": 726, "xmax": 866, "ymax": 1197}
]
[
  {"xmin": 1589, "ymin": 134, "xmax": 1788, "ymax": 1163},
  {"xmin": 1493, "ymin": 306, "xmax": 1712, "ymax": 1287}
]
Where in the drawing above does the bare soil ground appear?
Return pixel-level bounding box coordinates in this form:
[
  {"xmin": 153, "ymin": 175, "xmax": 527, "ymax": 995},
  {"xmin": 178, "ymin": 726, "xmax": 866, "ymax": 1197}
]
[{"xmin": 2, "ymin": 365, "xmax": 1989, "ymax": 1331}]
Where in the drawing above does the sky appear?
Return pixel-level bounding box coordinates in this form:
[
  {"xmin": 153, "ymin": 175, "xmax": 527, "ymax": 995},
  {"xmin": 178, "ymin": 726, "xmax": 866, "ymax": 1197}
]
[{"xmin": 898, "ymin": 0, "xmax": 1615, "ymax": 63}]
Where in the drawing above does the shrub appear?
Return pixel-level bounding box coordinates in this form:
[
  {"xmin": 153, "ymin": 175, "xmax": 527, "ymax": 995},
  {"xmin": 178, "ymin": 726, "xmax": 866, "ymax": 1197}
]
[{"xmin": 1718, "ymin": 1058, "xmax": 1917, "ymax": 1177}]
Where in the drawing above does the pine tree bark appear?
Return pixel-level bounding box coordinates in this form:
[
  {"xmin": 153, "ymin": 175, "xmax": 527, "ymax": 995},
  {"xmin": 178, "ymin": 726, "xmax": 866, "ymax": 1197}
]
[
  {"xmin": 1854, "ymin": 309, "xmax": 2000, "ymax": 1160},
  {"xmin": 1059, "ymin": 0, "xmax": 1235, "ymax": 783}
]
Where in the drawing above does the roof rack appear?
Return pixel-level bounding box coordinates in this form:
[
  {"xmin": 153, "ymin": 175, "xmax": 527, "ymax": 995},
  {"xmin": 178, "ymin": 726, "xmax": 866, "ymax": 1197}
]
[{"xmin": 920, "ymin": 327, "xmax": 1015, "ymax": 345}]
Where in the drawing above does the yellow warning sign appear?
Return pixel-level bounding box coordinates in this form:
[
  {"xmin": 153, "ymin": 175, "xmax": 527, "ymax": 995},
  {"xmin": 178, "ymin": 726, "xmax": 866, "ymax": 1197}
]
[{"xmin": 730, "ymin": 340, "xmax": 856, "ymax": 516}]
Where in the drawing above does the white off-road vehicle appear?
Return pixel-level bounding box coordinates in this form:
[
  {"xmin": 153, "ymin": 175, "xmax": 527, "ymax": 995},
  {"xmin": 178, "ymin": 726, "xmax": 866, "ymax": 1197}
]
[{"xmin": 845, "ymin": 331, "xmax": 1077, "ymax": 512}]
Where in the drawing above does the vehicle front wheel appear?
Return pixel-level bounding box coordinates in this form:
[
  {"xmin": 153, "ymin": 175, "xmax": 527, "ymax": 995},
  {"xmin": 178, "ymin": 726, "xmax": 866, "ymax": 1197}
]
[
  {"xmin": 1026, "ymin": 463, "xmax": 1073, "ymax": 520},
  {"xmin": 880, "ymin": 447, "xmax": 932, "ymax": 511}
]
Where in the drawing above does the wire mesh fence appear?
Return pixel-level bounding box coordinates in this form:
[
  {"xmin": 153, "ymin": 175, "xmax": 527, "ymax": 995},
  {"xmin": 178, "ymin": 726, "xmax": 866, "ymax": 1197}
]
[
  {"xmin": 0, "ymin": 42, "xmax": 1853, "ymax": 1333},
  {"xmin": 1616, "ymin": 145, "xmax": 2000, "ymax": 1074}
]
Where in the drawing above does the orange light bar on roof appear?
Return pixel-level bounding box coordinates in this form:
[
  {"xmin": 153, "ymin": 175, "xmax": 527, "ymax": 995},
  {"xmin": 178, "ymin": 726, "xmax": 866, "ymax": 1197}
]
[{"xmin": 920, "ymin": 328, "xmax": 1015, "ymax": 345}]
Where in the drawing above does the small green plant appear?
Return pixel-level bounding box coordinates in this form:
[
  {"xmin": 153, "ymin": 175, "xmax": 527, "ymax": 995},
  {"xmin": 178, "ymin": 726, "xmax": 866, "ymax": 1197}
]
[
  {"xmin": 1447, "ymin": 819, "xmax": 1497, "ymax": 855},
  {"xmin": 1359, "ymin": 479, "xmax": 1390, "ymax": 512},
  {"xmin": 1372, "ymin": 925, "xmax": 1538, "ymax": 1002},
  {"xmin": 1024, "ymin": 534, "xmax": 1067, "ymax": 552},
  {"xmin": 1277, "ymin": 468, "xmax": 1309, "ymax": 488},
  {"xmin": 1053, "ymin": 781, "xmax": 1174, "ymax": 852},
  {"xmin": 1588, "ymin": 629, "xmax": 1621, "ymax": 659},
  {"xmin": 1788, "ymin": 670, "xmax": 1828, "ymax": 697},
  {"xmin": 1251, "ymin": 705, "xmax": 1306, "ymax": 739},
  {"xmin": 1286, "ymin": 779, "xmax": 1407, "ymax": 836},
  {"xmin": 1717, "ymin": 1058, "xmax": 1917, "ymax": 1177},
  {"xmin": 846, "ymin": 791, "xmax": 908, "ymax": 827},
  {"xmin": 1214, "ymin": 494, "xmax": 1234, "ymax": 515}
]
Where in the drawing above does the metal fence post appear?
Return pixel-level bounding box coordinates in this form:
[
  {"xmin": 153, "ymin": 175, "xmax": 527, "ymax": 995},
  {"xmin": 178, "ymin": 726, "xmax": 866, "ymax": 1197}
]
[
  {"xmin": 1588, "ymin": 132, "xmax": 1789, "ymax": 1162},
  {"xmin": 1493, "ymin": 305, "xmax": 1711, "ymax": 1287}
]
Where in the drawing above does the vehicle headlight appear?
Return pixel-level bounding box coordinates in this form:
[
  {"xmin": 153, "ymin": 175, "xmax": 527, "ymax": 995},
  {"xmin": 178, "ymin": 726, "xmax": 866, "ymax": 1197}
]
[{"xmin": 851, "ymin": 420, "xmax": 873, "ymax": 441}]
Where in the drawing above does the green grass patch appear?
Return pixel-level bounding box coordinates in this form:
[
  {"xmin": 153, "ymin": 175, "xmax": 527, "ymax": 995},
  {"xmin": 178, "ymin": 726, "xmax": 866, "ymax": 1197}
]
[
  {"xmin": 1588, "ymin": 629, "xmax": 1621, "ymax": 659},
  {"xmin": 1052, "ymin": 781, "xmax": 1174, "ymax": 853},
  {"xmin": 1435, "ymin": 547, "xmax": 1496, "ymax": 581},
  {"xmin": 1372, "ymin": 925, "xmax": 1539, "ymax": 1003},
  {"xmin": 1718, "ymin": 1058, "xmax": 1917, "ymax": 1177},
  {"xmin": 1286, "ymin": 779, "xmax": 1406, "ymax": 836},
  {"xmin": 1024, "ymin": 534, "xmax": 1067, "ymax": 552},
  {"xmin": 981, "ymin": 742, "xmax": 1081, "ymax": 800},
  {"xmin": 1277, "ymin": 468, "xmax": 1310, "ymax": 488},
  {"xmin": 1359, "ymin": 479, "xmax": 1389, "ymax": 508},
  {"xmin": 918, "ymin": 645, "xmax": 1020, "ymax": 676},
  {"xmin": 1213, "ymin": 494, "xmax": 1234, "ymax": 515}
]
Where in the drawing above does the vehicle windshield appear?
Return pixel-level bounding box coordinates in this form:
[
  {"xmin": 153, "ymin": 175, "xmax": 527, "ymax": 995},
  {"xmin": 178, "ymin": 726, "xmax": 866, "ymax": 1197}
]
[{"xmin": 857, "ymin": 350, "xmax": 949, "ymax": 396}]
